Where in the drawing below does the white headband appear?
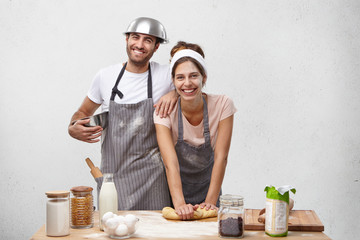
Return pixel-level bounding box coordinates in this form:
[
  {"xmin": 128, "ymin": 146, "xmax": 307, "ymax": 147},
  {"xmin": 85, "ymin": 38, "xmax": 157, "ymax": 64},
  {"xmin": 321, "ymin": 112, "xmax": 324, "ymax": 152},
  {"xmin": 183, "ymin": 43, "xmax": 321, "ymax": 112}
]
[{"xmin": 170, "ymin": 49, "xmax": 207, "ymax": 75}]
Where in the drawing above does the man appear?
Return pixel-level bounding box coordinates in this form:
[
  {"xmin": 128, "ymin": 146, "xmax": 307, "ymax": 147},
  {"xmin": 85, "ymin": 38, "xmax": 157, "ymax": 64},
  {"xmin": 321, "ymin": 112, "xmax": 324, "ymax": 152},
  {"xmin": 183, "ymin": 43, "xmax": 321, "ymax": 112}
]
[{"xmin": 68, "ymin": 17, "xmax": 177, "ymax": 210}]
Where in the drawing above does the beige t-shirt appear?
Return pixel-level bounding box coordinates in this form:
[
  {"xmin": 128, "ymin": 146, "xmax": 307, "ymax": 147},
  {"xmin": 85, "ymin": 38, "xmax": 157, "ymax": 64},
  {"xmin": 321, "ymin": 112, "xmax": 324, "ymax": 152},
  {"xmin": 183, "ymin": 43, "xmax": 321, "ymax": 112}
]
[{"xmin": 153, "ymin": 94, "xmax": 237, "ymax": 148}]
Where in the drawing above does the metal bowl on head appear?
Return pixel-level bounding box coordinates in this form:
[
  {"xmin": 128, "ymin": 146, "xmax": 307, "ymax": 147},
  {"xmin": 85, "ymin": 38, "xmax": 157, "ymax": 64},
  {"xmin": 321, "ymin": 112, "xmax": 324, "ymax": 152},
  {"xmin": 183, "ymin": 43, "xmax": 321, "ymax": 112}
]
[
  {"xmin": 82, "ymin": 111, "xmax": 108, "ymax": 129},
  {"xmin": 124, "ymin": 17, "xmax": 168, "ymax": 43}
]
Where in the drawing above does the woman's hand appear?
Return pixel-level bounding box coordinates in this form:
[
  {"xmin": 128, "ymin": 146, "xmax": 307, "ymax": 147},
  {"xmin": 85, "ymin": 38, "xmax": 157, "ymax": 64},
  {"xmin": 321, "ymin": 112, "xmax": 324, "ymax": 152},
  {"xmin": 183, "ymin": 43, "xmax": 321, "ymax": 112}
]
[
  {"xmin": 175, "ymin": 203, "xmax": 197, "ymax": 220},
  {"xmin": 154, "ymin": 90, "xmax": 178, "ymax": 118},
  {"xmin": 196, "ymin": 202, "xmax": 218, "ymax": 211}
]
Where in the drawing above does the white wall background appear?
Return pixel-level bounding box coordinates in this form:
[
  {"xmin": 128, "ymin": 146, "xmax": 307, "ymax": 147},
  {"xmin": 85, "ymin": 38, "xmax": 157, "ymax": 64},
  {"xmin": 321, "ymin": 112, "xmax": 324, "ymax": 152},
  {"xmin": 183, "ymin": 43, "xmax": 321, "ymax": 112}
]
[{"xmin": 1, "ymin": 0, "xmax": 359, "ymax": 239}]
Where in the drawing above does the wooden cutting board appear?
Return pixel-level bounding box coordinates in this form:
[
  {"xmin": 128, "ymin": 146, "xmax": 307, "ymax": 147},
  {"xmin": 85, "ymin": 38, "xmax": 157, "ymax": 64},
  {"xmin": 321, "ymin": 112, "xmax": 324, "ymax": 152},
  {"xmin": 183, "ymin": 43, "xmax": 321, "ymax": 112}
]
[{"xmin": 245, "ymin": 209, "xmax": 324, "ymax": 232}]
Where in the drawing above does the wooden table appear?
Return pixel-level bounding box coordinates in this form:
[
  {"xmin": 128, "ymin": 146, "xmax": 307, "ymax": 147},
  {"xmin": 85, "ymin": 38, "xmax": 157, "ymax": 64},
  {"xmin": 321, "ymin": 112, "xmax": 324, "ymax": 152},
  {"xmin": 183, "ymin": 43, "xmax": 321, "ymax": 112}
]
[{"xmin": 31, "ymin": 211, "xmax": 331, "ymax": 240}]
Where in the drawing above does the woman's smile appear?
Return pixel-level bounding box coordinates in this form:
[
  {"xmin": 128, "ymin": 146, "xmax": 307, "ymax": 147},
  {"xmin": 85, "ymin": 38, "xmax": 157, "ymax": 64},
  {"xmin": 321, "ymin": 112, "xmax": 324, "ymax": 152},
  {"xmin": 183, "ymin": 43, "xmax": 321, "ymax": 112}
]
[{"xmin": 182, "ymin": 88, "xmax": 197, "ymax": 94}]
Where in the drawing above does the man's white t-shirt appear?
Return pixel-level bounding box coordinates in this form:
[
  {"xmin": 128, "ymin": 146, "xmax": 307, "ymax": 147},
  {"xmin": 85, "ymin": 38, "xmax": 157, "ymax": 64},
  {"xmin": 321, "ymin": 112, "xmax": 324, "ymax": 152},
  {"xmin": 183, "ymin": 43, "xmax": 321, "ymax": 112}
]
[{"xmin": 88, "ymin": 61, "xmax": 173, "ymax": 112}]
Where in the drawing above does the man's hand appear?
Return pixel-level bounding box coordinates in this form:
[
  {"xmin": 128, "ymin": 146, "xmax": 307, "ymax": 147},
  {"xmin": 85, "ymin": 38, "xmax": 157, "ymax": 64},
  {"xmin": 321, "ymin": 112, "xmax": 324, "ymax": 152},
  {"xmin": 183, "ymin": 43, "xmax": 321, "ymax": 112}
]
[
  {"xmin": 154, "ymin": 90, "xmax": 178, "ymax": 118},
  {"xmin": 68, "ymin": 118, "xmax": 103, "ymax": 143}
]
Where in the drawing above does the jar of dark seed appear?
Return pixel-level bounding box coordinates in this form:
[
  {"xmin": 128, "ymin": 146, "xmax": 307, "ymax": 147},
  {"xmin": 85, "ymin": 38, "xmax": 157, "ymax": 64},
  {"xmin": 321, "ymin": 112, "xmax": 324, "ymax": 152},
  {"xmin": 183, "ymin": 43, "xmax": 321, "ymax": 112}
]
[{"xmin": 218, "ymin": 194, "xmax": 244, "ymax": 238}]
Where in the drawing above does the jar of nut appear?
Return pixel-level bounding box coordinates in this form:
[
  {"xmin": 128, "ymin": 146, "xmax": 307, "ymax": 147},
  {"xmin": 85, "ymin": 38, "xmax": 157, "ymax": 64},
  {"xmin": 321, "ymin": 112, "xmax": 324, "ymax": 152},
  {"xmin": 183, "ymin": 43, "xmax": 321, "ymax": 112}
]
[
  {"xmin": 70, "ymin": 186, "xmax": 94, "ymax": 229},
  {"xmin": 218, "ymin": 194, "xmax": 244, "ymax": 238}
]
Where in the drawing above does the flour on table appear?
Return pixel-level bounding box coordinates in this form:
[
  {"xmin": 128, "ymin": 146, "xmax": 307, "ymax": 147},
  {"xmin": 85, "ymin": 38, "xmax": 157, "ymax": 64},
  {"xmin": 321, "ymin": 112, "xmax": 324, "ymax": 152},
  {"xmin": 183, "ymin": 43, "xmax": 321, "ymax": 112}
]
[
  {"xmin": 83, "ymin": 233, "xmax": 108, "ymax": 239},
  {"xmin": 133, "ymin": 211, "xmax": 218, "ymax": 238}
]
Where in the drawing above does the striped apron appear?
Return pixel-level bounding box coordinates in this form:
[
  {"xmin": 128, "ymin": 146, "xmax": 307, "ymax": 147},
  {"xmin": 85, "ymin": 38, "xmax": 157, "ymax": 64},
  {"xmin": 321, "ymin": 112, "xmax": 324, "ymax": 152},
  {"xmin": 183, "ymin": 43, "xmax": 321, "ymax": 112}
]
[
  {"xmin": 96, "ymin": 63, "xmax": 171, "ymax": 210},
  {"xmin": 175, "ymin": 96, "xmax": 221, "ymax": 206}
]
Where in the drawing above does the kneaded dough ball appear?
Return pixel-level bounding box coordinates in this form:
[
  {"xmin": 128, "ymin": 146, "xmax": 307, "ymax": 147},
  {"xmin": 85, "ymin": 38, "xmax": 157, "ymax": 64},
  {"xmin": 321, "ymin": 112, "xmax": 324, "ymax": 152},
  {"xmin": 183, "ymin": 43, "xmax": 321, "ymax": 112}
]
[
  {"xmin": 162, "ymin": 206, "xmax": 218, "ymax": 220},
  {"xmin": 200, "ymin": 207, "xmax": 218, "ymax": 218},
  {"xmin": 115, "ymin": 223, "xmax": 129, "ymax": 237}
]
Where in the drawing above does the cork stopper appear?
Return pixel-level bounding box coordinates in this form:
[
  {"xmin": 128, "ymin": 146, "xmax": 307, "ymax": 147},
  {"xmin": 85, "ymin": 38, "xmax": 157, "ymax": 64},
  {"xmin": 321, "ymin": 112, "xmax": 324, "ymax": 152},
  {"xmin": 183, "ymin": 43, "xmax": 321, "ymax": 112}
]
[
  {"xmin": 45, "ymin": 191, "xmax": 70, "ymax": 198},
  {"xmin": 70, "ymin": 186, "xmax": 93, "ymax": 192},
  {"xmin": 70, "ymin": 186, "xmax": 93, "ymax": 197}
]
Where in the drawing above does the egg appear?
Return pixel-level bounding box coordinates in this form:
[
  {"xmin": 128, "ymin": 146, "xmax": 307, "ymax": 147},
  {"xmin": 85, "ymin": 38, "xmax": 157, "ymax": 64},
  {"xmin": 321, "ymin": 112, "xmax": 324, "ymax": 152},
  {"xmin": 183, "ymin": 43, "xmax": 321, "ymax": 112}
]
[
  {"xmin": 115, "ymin": 223, "xmax": 129, "ymax": 237},
  {"xmin": 127, "ymin": 224, "xmax": 136, "ymax": 235},
  {"xmin": 114, "ymin": 215, "xmax": 126, "ymax": 224},
  {"xmin": 104, "ymin": 225, "xmax": 115, "ymax": 236},
  {"xmin": 105, "ymin": 217, "xmax": 119, "ymax": 230},
  {"xmin": 101, "ymin": 211, "xmax": 114, "ymax": 223},
  {"xmin": 124, "ymin": 214, "xmax": 137, "ymax": 228}
]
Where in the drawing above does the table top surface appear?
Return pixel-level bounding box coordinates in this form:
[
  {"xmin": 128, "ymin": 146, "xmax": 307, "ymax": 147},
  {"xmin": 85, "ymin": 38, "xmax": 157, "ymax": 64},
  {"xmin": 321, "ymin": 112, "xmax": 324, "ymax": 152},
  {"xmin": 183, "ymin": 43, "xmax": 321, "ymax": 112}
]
[{"xmin": 31, "ymin": 211, "xmax": 331, "ymax": 240}]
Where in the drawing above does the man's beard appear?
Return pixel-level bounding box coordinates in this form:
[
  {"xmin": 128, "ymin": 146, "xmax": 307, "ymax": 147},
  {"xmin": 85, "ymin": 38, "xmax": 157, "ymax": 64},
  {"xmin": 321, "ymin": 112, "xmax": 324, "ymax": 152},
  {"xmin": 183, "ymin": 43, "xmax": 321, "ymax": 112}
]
[{"xmin": 126, "ymin": 46, "xmax": 155, "ymax": 67}]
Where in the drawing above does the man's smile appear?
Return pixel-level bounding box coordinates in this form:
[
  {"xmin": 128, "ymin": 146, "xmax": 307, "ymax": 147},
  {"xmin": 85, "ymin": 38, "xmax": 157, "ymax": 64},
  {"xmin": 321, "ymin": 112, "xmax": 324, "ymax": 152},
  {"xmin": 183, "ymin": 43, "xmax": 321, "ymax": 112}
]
[{"xmin": 133, "ymin": 49, "xmax": 145, "ymax": 55}]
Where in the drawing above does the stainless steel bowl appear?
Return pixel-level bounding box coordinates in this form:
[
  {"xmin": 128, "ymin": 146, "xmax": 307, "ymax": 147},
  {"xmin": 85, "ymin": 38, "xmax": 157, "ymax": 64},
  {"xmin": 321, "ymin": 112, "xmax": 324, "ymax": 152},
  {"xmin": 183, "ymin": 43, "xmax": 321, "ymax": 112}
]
[
  {"xmin": 83, "ymin": 111, "xmax": 108, "ymax": 129},
  {"xmin": 124, "ymin": 17, "xmax": 168, "ymax": 43}
]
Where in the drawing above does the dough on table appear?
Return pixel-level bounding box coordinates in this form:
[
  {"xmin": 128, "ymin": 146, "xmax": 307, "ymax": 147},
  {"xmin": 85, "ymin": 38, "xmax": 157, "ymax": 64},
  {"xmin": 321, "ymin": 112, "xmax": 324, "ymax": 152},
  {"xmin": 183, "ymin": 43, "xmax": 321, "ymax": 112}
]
[{"xmin": 162, "ymin": 207, "xmax": 218, "ymax": 220}]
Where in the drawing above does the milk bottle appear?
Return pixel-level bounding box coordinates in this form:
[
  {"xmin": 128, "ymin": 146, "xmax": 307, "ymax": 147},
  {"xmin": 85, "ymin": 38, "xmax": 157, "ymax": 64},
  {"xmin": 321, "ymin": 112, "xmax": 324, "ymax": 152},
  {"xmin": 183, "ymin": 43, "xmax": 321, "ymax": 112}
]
[{"xmin": 99, "ymin": 173, "xmax": 118, "ymax": 230}]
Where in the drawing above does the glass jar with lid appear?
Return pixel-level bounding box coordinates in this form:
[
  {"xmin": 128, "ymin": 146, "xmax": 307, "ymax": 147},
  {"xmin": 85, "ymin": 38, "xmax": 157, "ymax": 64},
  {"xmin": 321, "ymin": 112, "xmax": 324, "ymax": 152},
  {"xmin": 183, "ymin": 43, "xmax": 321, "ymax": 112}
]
[
  {"xmin": 70, "ymin": 186, "xmax": 94, "ymax": 229},
  {"xmin": 45, "ymin": 191, "xmax": 70, "ymax": 237},
  {"xmin": 218, "ymin": 194, "xmax": 244, "ymax": 238}
]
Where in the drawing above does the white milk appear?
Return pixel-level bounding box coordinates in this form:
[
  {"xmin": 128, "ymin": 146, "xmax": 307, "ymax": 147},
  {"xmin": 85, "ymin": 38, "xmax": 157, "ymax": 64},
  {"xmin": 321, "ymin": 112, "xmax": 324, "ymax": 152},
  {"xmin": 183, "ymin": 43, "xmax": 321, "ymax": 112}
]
[{"xmin": 99, "ymin": 181, "xmax": 118, "ymax": 230}]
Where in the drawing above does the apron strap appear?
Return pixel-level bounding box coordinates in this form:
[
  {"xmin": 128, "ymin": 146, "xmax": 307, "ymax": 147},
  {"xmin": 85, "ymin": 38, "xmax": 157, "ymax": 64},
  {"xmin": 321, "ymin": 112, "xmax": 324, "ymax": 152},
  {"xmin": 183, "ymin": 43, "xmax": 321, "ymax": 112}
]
[
  {"xmin": 177, "ymin": 96, "xmax": 211, "ymax": 145},
  {"xmin": 202, "ymin": 97, "xmax": 211, "ymax": 145},
  {"xmin": 147, "ymin": 64, "xmax": 153, "ymax": 99},
  {"xmin": 177, "ymin": 98, "xmax": 184, "ymax": 141},
  {"xmin": 111, "ymin": 62, "xmax": 152, "ymax": 101},
  {"xmin": 111, "ymin": 63, "xmax": 127, "ymax": 101}
]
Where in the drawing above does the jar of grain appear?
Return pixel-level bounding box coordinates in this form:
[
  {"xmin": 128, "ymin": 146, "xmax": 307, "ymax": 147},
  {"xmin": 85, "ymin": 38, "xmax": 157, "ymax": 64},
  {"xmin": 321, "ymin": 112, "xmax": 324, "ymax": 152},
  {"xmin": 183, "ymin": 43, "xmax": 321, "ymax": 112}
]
[
  {"xmin": 70, "ymin": 186, "xmax": 94, "ymax": 229},
  {"xmin": 218, "ymin": 194, "xmax": 244, "ymax": 238},
  {"xmin": 45, "ymin": 191, "xmax": 70, "ymax": 236}
]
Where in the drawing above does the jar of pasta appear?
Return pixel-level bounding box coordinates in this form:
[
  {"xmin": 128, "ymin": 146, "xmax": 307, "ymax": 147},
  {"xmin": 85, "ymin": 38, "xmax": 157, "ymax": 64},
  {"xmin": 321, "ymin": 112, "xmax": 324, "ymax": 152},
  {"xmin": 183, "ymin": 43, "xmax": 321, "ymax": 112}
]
[
  {"xmin": 70, "ymin": 186, "xmax": 94, "ymax": 229},
  {"xmin": 218, "ymin": 194, "xmax": 244, "ymax": 238}
]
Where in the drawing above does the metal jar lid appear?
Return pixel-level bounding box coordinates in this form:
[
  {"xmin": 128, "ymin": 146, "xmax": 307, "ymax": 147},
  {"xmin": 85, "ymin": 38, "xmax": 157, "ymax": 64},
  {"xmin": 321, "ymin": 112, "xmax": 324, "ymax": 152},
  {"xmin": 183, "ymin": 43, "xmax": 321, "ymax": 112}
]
[
  {"xmin": 220, "ymin": 194, "xmax": 244, "ymax": 206},
  {"xmin": 124, "ymin": 17, "xmax": 168, "ymax": 43}
]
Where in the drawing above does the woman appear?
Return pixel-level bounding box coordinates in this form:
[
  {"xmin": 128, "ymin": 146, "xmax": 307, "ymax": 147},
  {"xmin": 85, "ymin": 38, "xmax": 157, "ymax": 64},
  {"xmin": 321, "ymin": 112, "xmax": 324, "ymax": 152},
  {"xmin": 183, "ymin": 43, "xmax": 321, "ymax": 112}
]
[{"xmin": 154, "ymin": 41, "xmax": 236, "ymax": 220}]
